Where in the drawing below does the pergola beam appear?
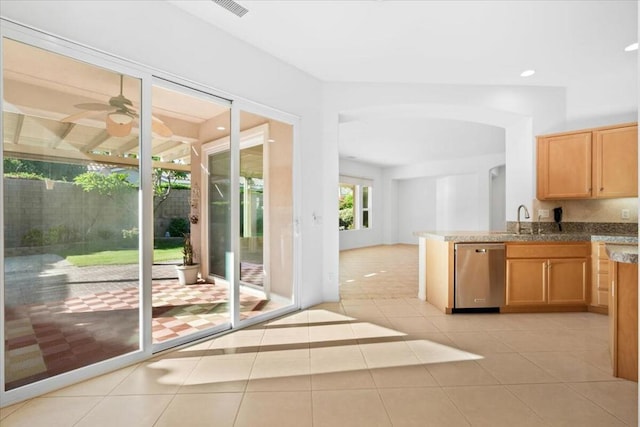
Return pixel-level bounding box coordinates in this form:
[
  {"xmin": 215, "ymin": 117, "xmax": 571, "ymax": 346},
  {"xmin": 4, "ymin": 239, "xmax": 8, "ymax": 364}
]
[
  {"xmin": 81, "ymin": 130, "xmax": 110, "ymax": 153},
  {"xmin": 50, "ymin": 123, "xmax": 76, "ymax": 149},
  {"xmin": 12, "ymin": 114, "xmax": 24, "ymax": 144},
  {"xmin": 3, "ymin": 141, "xmax": 190, "ymax": 172}
]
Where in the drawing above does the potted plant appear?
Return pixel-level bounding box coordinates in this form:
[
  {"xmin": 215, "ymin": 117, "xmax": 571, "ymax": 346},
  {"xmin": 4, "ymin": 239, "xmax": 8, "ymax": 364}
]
[{"xmin": 176, "ymin": 233, "xmax": 199, "ymax": 285}]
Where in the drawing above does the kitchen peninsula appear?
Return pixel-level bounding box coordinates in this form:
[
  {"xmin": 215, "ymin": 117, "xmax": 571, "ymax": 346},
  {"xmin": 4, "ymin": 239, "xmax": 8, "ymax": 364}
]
[
  {"xmin": 416, "ymin": 230, "xmax": 637, "ymax": 314},
  {"xmin": 418, "ymin": 230, "xmax": 638, "ymax": 382}
]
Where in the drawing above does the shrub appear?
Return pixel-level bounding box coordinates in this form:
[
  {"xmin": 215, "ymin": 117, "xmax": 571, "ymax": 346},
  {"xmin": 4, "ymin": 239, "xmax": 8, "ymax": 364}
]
[
  {"xmin": 122, "ymin": 227, "xmax": 139, "ymax": 240},
  {"xmin": 96, "ymin": 229, "xmax": 115, "ymax": 241},
  {"xmin": 21, "ymin": 229, "xmax": 46, "ymax": 246},
  {"xmin": 167, "ymin": 217, "xmax": 189, "ymax": 237},
  {"xmin": 48, "ymin": 225, "xmax": 79, "ymax": 244}
]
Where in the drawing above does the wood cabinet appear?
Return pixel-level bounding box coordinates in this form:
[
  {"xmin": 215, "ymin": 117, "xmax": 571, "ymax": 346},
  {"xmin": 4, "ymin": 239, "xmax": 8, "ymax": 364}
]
[
  {"xmin": 590, "ymin": 242, "xmax": 609, "ymax": 312},
  {"xmin": 594, "ymin": 126, "xmax": 638, "ymax": 198},
  {"xmin": 505, "ymin": 243, "xmax": 589, "ymax": 309},
  {"xmin": 537, "ymin": 123, "xmax": 637, "ymax": 200},
  {"xmin": 609, "ymin": 260, "xmax": 638, "ymax": 381},
  {"xmin": 537, "ymin": 131, "xmax": 592, "ymax": 199},
  {"xmin": 505, "ymin": 259, "xmax": 546, "ymax": 305},
  {"xmin": 424, "ymin": 239, "xmax": 455, "ymax": 313}
]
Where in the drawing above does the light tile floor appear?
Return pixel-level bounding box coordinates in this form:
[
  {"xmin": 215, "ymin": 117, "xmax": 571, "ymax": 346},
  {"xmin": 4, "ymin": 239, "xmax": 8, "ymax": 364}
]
[{"xmin": 1, "ymin": 244, "xmax": 637, "ymax": 426}]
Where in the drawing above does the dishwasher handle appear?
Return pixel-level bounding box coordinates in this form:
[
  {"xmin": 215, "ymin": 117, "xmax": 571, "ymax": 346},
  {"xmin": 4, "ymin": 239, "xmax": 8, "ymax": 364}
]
[{"xmin": 475, "ymin": 249, "xmax": 487, "ymax": 253}]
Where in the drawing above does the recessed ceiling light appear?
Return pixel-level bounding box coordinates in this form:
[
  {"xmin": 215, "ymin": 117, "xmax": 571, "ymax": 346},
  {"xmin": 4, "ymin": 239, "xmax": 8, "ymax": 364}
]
[
  {"xmin": 520, "ymin": 69, "xmax": 536, "ymax": 77},
  {"xmin": 216, "ymin": 126, "xmax": 226, "ymax": 131},
  {"xmin": 624, "ymin": 42, "xmax": 638, "ymax": 52}
]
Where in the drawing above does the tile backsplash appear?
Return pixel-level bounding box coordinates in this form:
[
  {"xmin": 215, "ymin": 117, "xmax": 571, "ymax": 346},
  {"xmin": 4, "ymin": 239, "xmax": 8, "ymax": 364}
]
[{"xmin": 532, "ymin": 198, "xmax": 638, "ymax": 223}]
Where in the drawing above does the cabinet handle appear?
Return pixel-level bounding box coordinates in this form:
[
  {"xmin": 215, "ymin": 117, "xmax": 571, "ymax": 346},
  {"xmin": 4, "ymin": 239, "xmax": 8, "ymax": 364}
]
[
  {"xmin": 612, "ymin": 280, "xmax": 615, "ymax": 297},
  {"xmin": 600, "ymin": 187, "xmax": 604, "ymax": 191}
]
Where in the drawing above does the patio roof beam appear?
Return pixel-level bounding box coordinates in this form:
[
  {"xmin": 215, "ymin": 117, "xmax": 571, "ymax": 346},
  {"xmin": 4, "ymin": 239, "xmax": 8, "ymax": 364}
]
[
  {"xmin": 50, "ymin": 123, "xmax": 76, "ymax": 149},
  {"xmin": 152, "ymin": 140, "xmax": 183, "ymax": 156},
  {"xmin": 113, "ymin": 136, "xmax": 140, "ymax": 156},
  {"xmin": 12, "ymin": 114, "xmax": 25, "ymax": 144},
  {"xmin": 81, "ymin": 130, "xmax": 110, "ymax": 153},
  {"xmin": 2, "ymin": 141, "xmax": 190, "ymax": 172}
]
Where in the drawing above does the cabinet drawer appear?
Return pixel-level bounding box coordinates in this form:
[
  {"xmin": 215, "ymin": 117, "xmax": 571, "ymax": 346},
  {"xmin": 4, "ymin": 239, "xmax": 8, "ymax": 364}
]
[{"xmin": 506, "ymin": 243, "xmax": 590, "ymax": 259}]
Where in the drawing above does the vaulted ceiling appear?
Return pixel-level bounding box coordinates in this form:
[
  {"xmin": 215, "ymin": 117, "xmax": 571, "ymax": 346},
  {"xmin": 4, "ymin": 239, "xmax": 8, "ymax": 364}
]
[{"xmin": 170, "ymin": 0, "xmax": 638, "ymax": 167}]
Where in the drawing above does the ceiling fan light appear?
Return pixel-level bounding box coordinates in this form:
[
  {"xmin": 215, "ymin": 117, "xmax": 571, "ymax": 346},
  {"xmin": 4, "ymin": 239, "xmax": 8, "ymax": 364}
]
[
  {"xmin": 108, "ymin": 111, "xmax": 133, "ymax": 125},
  {"xmin": 106, "ymin": 115, "xmax": 133, "ymax": 137}
]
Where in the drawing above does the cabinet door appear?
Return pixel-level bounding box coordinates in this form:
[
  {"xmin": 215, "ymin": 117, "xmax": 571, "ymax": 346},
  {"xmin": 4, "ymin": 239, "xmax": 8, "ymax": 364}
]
[
  {"xmin": 594, "ymin": 125, "xmax": 638, "ymax": 198},
  {"xmin": 547, "ymin": 258, "xmax": 588, "ymax": 305},
  {"xmin": 506, "ymin": 259, "xmax": 546, "ymax": 305},
  {"xmin": 537, "ymin": 132, "xmax": 592, "ymax": 200}
]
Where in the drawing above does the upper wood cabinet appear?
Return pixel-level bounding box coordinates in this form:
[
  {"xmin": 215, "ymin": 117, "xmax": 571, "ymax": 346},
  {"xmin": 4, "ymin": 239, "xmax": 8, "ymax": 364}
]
[
  {"xmin": 537, "ymin": 123, "xmax": 638, "ymax": 200},
  {"xmin": 594, "ymin": 125, "xmax": 638, "ymax": 198}
]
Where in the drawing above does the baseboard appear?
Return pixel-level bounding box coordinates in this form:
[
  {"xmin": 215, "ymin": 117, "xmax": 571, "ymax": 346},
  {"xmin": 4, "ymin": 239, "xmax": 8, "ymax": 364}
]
[{"xmin": 587, "ymin": 305, "xmax": 609, "ymax": 315}]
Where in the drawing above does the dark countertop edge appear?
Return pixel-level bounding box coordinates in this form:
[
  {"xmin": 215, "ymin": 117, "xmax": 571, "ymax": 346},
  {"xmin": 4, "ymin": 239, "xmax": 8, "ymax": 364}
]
[
  {"xmin": 415, "ymin": 231, "xmax": 638, "ymax": 244},
  {"xmin": 605, "ymin": 244, "xmax": 639, "ymax": 264}
]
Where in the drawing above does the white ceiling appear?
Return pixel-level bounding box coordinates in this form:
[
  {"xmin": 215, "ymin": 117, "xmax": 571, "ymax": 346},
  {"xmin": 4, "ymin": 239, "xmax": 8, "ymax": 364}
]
[{"xmin": 169, "ymin": 0, "xmax": 638, "ymax": 167}]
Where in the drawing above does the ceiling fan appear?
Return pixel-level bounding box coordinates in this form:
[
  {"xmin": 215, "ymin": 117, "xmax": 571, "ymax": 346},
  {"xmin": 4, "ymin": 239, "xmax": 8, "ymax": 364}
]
[{"xmin": 61, "ymin": 74, "xmax": 173, "ymax": 138}]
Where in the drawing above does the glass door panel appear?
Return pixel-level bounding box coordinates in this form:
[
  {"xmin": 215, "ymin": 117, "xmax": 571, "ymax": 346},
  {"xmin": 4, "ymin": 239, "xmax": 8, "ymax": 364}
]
[
  {"xmin": 237, "ymin": 112, "xmax": 295, "ymax": 321},
  {"xmin": 3, "ymin": 39, "xmax": 141, "ymax": 390},
  {"xmin": 150, "ymin": 83, "xmax": 231, "ymax": 349},
  {"xmin": 208, "ymin": 149, "xmax": 231, "ymax": 278}
]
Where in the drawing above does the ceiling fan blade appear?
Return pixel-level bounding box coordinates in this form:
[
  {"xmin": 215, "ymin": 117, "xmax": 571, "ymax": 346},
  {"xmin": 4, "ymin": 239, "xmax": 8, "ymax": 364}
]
[
  {"xmin": 74, "ymin": 102, "xmax": 114, "ymax": 111},
  {"xmin": 60, "ymin": 109, "xmax": 102, "ymax": 123},
  {"xmin": 152, "ymin": 116, "xmax": 173, "ymax": 137}
]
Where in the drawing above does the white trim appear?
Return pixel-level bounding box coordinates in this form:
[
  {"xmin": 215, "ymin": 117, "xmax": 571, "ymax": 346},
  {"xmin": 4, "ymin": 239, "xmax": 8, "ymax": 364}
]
[
  {"xmin": 140, "ymin": 69, "xmax": 154, "ymax": 355},
  {"xmin": 0, "ymin": 33, "xmax": 5, "ymax": 400},
  {"xmin": 230, "ymin": 105, "xmax": 241, "ymax": 327},
  {"xmin": 339, "ymin": 175, "xmax": 374, "ymax": 187}
]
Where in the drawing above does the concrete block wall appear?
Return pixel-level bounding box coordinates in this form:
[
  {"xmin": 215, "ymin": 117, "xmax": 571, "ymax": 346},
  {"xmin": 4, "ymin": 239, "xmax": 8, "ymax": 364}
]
[{"xmin": 3, "ymin": 179, "xmax": 190, "ymax": 247}]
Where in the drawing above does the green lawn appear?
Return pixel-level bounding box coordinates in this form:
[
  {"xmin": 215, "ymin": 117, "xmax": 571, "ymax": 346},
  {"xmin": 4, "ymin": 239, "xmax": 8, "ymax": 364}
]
[{"xmin": 63, "ymin": 239, "xmax": 182, "ymax": 267}]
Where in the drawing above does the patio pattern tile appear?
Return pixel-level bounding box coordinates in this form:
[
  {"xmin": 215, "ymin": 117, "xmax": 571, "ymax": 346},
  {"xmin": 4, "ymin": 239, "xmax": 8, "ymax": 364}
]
[{"xmin": 5, "ymin": 279, "xmax": 274, "ymax": 391}]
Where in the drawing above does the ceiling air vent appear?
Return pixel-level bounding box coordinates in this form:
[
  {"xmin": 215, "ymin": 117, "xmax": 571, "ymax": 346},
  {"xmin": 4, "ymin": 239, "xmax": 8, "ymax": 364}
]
[{"xmin": 212, "ymin": 0, "xmax": 249, "ymax": 17}]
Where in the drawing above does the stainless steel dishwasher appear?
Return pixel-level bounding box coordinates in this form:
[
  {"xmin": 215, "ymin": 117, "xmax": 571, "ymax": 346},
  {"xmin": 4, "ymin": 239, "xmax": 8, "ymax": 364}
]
[{"xmin": 454, "ymin": 243, "xmax": 505, "ymax": 312}]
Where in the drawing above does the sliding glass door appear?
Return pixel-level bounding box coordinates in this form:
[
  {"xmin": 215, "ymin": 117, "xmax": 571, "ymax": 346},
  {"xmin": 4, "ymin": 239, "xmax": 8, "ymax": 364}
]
[
  {"xmin": 1, "ymin": 25, "xmax": 299, "ymax": 404},
  {"xmin": 150, "ymin": 82, "xmax": 233, "ymax": 351},
  {"xmin": 2, "ymin": 38, "xmax": 142, "ymax": 391},
  {"xmin": 203, "ymin": 112, "xmax": 295, "ymax": 323}
]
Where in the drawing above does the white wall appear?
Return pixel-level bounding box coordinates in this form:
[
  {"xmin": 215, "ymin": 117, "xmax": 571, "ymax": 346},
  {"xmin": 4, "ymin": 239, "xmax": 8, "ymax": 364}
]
[
  {"xmin": 565, "ymin": 70, "xmax": 638, "ymax": 130},
  {"xmin": 397, "ymin": 177, "xmax": 437, "ymax": 244},
  {"xmin": 338, "ymin": 159, "xmax": 384, "ymax": 250},
  {"xmin": 435, "ymin": 174, "xmax": 480, "ymax": 231},
  {"xmin": 1, "ymin": 1, "xmax": 328, "ymax": 308}
]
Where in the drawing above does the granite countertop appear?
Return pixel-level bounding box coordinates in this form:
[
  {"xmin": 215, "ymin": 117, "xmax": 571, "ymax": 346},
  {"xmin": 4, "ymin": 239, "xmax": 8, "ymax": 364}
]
[
  {"xmin": 415, "ymin": 231, "xmax": 638, "ymax": 244},
  {"xmin": 605, "ymin": 244, "xmax": 639, "ymax": 264}
]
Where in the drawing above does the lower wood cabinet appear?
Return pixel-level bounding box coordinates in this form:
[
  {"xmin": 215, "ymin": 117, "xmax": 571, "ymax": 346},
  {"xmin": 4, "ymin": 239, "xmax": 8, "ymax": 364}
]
[
  {"xmin": 506, "ymin": 259, "xmax": 546, "ymax": 305},
  {"xmin": 506, "ymin": 243, "xmax": 589, "ymax": 308},
  {"xmin": 547, "ymin": 258, "xmax": 589, "ymax": 304},
  {"xmin": 609, "ymin": 260, "xmax": 638, "ymax": 381}
]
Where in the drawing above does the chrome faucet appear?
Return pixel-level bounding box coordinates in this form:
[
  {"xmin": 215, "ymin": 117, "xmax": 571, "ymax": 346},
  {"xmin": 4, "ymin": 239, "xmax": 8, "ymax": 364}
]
[{"xmin": 516, "ymin": 204, "xmax": 530, "ymax": 234}]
